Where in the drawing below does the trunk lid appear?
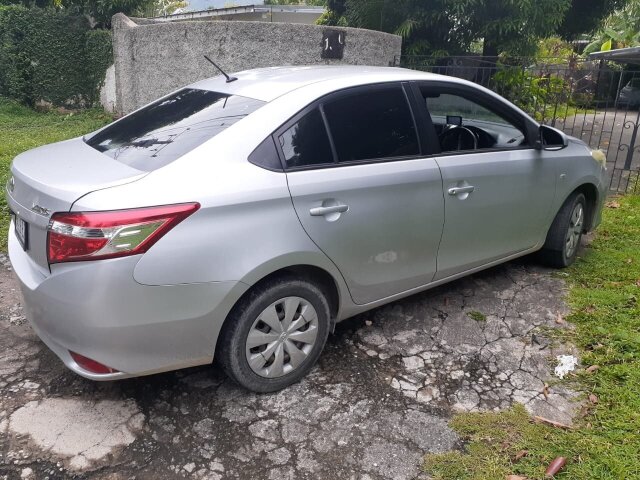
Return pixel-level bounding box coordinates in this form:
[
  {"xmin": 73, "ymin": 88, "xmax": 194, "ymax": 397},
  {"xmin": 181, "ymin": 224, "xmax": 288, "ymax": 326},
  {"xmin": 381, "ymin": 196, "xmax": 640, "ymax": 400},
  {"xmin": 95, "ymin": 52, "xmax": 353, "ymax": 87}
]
[{"xmin": 7, "ymin": 137, "xmax": 147, "ymax": 271}]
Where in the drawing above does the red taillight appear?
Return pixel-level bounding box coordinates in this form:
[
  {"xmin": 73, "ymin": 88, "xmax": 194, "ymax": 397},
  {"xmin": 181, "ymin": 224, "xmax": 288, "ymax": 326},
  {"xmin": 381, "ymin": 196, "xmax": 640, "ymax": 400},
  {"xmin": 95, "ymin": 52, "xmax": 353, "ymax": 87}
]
[
  {"xmin": 70, "ymin": 351, "xmax": 119, "ymax": 374},
  {"xmin": 47, "ymin": 203, "xmax": 200, "ymax": 264}
]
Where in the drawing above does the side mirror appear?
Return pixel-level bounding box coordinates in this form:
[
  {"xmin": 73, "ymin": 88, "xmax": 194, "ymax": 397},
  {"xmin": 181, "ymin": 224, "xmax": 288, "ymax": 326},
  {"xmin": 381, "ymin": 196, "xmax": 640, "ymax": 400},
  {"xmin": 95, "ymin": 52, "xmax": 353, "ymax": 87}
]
[{"xmin": 535, "ymin": 125, "xmax": 568, "ymax": 151}]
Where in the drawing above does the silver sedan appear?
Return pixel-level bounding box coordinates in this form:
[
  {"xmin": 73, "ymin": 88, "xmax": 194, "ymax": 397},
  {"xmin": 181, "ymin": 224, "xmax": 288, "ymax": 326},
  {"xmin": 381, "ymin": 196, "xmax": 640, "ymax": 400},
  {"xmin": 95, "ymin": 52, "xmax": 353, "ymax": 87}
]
[{"xmin": 6, "ymin": 66, "xmax": 607, "ymax": 392}]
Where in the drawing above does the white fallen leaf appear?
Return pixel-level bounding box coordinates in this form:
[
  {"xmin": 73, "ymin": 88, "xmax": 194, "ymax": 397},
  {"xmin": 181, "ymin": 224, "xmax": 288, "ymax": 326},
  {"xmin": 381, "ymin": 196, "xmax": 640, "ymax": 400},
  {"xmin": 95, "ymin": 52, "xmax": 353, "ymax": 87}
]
[{"xmin": 554, "ymin": 354, "xmax": 578, "ymax": 379}]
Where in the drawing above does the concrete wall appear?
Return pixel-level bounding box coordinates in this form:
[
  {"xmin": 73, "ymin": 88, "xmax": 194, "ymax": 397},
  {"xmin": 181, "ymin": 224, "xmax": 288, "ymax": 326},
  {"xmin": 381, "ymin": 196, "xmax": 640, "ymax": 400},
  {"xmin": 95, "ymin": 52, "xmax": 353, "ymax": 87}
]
[
  {"xmin": 111, "ymin": 13, "xmax": 402, "ymax": 114},
  {"xmin": 99, "ymin": 64, "xmax": 117, "ymax": 113}
]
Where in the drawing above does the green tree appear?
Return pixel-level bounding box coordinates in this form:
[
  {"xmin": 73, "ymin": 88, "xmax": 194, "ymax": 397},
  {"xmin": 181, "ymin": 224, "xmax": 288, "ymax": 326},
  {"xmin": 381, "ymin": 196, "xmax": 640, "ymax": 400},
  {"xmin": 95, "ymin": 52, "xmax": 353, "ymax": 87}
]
[
  {"xmin": 536, "ymin": 37, "xmax": 575, "ymax": 63},
  {"xmin": 136, "ymin": 0, "xmax": 186, "ymax": 17},
  {"xmin": 82, "ymin": 0, "xmax": 153, "ymax": 25},
  {"xmin": 343, "ymin": 0, "xmax": 468, "ymax": 54},
  {"xmin": 0, "ymin": 0, "xmax": 150, "ymax": 26},
  {"xmin": 326, "ymin": 0, "xmax": 344, "ymax": 15},
  {"xmin": 584, "ymin": 0, "xmax": 640, "ymax": 54},
  {"xmin": 558, "ymin": 0, "xmax": 626, "ymax": 40},
  {"xmin": 339, "ymin": 0, "xmax": 573, "ymax": 57},
  {"xmin": 451, "ymin": 0, "xmax": 572, "ymax": 57}
]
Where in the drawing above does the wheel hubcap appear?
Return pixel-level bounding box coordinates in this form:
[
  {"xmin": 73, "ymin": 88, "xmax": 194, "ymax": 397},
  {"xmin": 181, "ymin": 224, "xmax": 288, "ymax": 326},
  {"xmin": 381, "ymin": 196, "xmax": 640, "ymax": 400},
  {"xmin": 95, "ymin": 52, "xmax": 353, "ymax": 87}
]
[
  {"xmin": 245, "ymin": 296, "xmax": 319, "ymax": 378},
  {"xmin": 565, "ymin": 203, "xmax": 584, "ymax": 258}
]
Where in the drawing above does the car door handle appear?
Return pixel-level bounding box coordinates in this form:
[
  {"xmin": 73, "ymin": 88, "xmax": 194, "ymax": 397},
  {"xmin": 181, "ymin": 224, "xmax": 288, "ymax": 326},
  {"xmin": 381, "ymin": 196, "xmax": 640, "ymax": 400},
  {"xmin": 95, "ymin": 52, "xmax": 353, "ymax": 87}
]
[
  {"xmin": 448, "ymin": 186, "xmax": 475, "ymax": 196},
  {"xmin": 309, "ymin": 204, "xmax": 349, "ymax": 216}
]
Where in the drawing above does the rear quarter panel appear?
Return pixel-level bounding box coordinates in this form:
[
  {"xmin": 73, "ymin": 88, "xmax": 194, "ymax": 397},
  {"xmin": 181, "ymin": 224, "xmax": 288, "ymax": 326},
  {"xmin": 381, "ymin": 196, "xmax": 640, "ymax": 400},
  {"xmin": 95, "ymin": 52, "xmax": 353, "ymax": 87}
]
[{"xmin": 72, "ymin": 98, "xmax": 350, "ymax": 296}]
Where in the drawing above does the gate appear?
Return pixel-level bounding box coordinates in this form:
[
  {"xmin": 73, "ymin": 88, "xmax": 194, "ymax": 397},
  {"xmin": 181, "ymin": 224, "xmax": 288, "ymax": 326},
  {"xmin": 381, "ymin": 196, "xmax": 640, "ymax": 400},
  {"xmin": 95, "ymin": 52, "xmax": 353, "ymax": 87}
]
[{"xmin": 399, "ymin": 55, "xmax": 640, "ymax": 194}]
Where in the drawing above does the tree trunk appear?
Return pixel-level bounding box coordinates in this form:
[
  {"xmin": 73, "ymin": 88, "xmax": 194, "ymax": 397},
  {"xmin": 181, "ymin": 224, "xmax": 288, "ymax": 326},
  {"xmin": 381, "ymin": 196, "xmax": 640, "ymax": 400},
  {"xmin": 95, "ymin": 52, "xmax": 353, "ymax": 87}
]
[
  {"xmin": 482, "ymin": 39, "xmax": 499, "ymax": 59},
  {"xmin": 477, "ymin": 37, "xmax": 499, "ymax": 87}
]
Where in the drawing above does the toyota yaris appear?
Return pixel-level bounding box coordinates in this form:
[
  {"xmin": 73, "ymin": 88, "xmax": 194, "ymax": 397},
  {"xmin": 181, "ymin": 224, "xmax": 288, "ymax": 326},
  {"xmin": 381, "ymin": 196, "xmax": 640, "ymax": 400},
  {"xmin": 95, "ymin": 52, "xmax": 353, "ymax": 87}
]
[{"xmin": 6, "ymin": 66, "xmax": 607, "ymax": 392}]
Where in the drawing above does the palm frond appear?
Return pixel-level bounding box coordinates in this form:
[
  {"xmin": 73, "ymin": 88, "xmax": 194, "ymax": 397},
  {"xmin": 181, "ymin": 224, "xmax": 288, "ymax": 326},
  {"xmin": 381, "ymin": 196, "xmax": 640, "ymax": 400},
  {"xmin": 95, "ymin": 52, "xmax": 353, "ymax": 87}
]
[{"xmin": 395, "ymin": 18, "xmax": 418, "ymax": 38}]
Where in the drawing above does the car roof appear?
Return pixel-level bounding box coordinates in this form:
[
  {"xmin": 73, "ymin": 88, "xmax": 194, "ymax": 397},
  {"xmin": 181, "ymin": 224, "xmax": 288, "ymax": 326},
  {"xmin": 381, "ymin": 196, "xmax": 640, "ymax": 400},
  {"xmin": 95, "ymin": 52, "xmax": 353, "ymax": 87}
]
[{"xmin": 188, "ymin": 65, "xmax": 446, "ymax": 102}]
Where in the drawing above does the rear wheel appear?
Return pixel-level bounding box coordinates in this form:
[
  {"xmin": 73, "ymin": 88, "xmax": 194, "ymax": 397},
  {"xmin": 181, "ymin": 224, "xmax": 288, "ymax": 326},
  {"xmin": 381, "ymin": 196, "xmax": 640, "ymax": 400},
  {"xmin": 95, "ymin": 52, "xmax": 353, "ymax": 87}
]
[
  {"xmin": 538, "ymin": 192, "xmax": 586, "ymax": 268},
  {"xmin": 217, "ymin": 277, "xmax": 330, "ymax": 392}
]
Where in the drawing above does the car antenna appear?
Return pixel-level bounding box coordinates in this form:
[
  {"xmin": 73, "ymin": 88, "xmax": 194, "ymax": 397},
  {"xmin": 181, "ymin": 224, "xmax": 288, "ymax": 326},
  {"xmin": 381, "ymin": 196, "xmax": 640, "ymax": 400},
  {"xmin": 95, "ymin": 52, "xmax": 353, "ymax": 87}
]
[{"xmin": 203, "ymin": 55, "xmax": 237, "ymax": 83}]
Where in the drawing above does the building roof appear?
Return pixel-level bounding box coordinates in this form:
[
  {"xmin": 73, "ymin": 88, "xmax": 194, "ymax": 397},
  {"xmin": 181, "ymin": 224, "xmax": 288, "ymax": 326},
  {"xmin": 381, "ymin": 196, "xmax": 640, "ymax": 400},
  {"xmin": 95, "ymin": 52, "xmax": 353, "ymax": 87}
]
[
  {"xmin": 152, "ymin": 4, "xmax": 325, "ymax": 22},
  {"xmin": 588, "ymin": 46, "xmax": 640, "ymax": 65}
]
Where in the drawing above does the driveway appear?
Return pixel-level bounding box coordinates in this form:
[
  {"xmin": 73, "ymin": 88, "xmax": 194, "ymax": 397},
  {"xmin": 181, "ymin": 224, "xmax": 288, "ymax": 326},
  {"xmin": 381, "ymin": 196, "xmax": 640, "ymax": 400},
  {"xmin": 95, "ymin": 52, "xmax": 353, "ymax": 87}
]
[
  {"xmin": 0, "ymin": 254, "xmax": 579, "ymax": 480},
  {"xmin": 552, "ymin": 109, "xmax": 640, "ymax": 192}
]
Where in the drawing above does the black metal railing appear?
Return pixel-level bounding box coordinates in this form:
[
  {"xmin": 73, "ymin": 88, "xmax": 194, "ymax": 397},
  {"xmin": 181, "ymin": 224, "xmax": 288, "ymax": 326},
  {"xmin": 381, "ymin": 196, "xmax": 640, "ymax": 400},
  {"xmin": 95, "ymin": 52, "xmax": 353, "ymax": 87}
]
[{"xmin": 399, "ymin": 55, "xmax": 640, "ymax": 193}]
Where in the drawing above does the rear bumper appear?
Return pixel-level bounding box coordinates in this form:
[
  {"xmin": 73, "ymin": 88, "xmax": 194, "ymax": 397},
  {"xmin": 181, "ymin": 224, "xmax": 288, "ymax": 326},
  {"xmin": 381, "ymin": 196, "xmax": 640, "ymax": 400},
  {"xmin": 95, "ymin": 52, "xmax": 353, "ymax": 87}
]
[{"xmin": 8, "ymin": 221, "xmax": 248, "ymax": 380}]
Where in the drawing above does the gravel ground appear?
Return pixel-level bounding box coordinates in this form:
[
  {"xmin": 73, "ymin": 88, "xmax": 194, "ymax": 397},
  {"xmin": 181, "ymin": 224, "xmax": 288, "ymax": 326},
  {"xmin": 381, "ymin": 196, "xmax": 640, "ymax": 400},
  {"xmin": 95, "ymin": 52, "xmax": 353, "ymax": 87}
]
[{"xmin": 0, "ymin": 255, "xmax": 580, "ymax": 480}]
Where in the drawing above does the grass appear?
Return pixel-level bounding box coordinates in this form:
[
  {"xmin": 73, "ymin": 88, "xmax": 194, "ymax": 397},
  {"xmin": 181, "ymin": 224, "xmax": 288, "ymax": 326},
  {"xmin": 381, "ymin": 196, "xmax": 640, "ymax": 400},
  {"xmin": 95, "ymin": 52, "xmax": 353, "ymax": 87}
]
[
  {"xmin": 467, "ymin": 310, "xmax": 487, "ymax": 322},
  {"xmin": 0, "ymin": 98, "xmax": 112, "ymax": 251},
  {"xmin": 426, "ymin": 195, "xmax": 640, "ymax": 479}
]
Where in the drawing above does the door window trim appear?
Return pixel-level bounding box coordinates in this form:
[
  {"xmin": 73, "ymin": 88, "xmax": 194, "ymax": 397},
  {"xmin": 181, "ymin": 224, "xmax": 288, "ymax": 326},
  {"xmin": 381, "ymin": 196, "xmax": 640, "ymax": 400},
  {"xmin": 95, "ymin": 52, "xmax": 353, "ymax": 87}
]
[
  {"xmin": 272, "ymin": 82, "xmax": 426, "ymax": 172},
  {"xmin": 411, "ymin": 80, "xmax": 540, "ymax": 157}
]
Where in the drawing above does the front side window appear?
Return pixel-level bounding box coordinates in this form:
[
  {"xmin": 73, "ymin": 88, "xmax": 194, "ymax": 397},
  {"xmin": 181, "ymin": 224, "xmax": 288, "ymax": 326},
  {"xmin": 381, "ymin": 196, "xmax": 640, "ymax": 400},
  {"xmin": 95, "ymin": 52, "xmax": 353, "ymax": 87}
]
[
  {"xmin": 279, "ymin": 108, "xmax": 334, "ymax": 169},
  {"xmin": 423, "ymin": 91, "xmax": 527, "ymax": 153},
  {"xmin": 85, "ymin": 88, "xmax": 265, "ymax": 171},
  {"xmin": 323, "ymin": 86, "xmax": 419, "ymax": 162}
]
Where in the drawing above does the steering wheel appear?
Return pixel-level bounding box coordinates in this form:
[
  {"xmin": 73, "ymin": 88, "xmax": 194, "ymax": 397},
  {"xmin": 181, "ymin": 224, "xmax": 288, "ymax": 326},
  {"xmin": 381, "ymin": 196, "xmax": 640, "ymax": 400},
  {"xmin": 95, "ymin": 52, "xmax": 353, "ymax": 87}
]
[{"xmin": 439, "ymin": 126, "xmax": 479, "ymax": 152}]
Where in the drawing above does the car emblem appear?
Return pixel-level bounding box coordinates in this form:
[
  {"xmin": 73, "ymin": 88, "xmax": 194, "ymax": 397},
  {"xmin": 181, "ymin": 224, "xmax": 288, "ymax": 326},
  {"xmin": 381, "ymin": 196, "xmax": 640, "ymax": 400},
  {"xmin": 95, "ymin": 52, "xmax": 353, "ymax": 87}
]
[
  {"xmin": 8, "ymin": 176, "xmax": 14, "ymax": 193},
  {"xmin": 31, "ymin": 203, "xmax": 51, "ymax": 216}
]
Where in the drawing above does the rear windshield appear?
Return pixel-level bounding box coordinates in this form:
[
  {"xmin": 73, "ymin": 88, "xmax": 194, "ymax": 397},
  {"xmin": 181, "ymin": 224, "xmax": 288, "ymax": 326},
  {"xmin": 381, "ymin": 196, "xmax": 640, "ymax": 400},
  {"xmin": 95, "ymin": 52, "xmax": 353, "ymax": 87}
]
[{"xmin": 85, "ymin": 88, "xmax": 265, "ymax": 171}]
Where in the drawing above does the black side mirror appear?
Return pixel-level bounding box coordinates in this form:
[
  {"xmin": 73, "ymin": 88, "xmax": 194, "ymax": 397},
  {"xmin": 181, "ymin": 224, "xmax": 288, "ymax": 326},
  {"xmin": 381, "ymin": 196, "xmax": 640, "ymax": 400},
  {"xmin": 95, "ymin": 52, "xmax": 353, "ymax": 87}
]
[
  {"xmin": 534, "ymin": 138, "xmax": 543, "ymax": 150},
  {"xmin": 536, "ymin": 125, "xmax": 568, "ymax": 151}
]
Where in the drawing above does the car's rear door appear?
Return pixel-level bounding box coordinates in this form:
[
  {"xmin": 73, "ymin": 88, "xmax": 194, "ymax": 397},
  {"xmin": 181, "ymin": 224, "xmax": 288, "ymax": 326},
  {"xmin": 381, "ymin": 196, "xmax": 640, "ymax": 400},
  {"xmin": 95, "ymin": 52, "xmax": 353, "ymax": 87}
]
[
  {"xmin": 412, "ymin": 82, "xmax": 557, "ymax": 280},
  {"xmin": 282, "ymin": 83, "xmax": 444, "ymax": 305}
]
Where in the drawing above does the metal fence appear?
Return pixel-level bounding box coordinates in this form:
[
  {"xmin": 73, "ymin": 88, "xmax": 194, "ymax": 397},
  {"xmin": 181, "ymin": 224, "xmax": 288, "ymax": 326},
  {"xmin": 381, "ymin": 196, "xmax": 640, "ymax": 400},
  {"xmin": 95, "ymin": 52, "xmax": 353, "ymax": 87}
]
[{"xmin": 399, "ymin": 55, "xmax": 640, "ymax": 194}]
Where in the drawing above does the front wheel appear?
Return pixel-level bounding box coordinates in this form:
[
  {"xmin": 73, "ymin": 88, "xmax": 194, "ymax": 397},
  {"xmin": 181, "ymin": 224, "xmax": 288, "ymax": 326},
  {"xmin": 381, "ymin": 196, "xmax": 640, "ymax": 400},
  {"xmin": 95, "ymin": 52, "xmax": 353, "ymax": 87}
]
[
  {"xmin": 217, "ymin": 277, "xmax": 330, "ymax": 392},
  {"xmin": 538, "ymin": 192, "xmax": 586, "ymax": 268}
]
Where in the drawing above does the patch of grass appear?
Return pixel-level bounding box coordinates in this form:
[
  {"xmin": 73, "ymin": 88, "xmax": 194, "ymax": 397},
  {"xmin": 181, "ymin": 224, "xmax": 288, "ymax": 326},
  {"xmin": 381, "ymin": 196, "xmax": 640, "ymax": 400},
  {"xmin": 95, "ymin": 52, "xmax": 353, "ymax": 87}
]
[
  {"xmin": 427, "ymin": 404, "xmax": 569, "ymax": 479},
  {"xmin": 0, "ymin": 98, "xmax": 112, "ymax": 252},
  {"xmin": 426, "ymin": 195, "xmax": 640, "ymax": 479},
  {"xmin": 467, "ymin": 310, "xmax": 487, "ymax": 322}
]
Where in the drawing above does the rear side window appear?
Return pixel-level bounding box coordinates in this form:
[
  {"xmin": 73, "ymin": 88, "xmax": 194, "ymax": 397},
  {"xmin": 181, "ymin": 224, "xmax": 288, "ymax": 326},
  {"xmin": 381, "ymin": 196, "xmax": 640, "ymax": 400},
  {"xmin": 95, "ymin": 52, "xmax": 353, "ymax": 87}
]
[
  {"xmin": 323, "ymin": 86, "xmax": 419, "ymax": 162},
  {"xmin": 85, "ymin": 88, "xmax": 265, "ymax": 171},
  {"xmin": 279, "ymin": 108, "xmax": 333, "ymax": 169}
]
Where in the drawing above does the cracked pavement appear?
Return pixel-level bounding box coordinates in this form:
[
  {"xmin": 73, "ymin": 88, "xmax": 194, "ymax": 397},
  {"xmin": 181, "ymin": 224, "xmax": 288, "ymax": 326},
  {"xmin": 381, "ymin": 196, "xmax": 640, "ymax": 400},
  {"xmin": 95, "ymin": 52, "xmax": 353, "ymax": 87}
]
[{"xmin": 0, "ymin": 254, "xmax": 580, "ymax": 479}]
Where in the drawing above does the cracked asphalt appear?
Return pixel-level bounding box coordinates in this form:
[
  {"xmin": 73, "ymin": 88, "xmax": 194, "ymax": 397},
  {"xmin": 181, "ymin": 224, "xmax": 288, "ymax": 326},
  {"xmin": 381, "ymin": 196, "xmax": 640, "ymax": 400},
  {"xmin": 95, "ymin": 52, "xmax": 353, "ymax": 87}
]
[{"xmin": 0, "ymin": 254, "xmax": 580, "ymax": 480}]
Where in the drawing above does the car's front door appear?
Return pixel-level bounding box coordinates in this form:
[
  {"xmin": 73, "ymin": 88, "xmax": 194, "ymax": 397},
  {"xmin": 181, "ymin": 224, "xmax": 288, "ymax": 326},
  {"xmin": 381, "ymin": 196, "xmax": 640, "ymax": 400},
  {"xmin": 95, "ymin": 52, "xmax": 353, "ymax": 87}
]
[
  {"xmin": 281, "ymin": 83, "xmax": 444, "ymax": 305},
  {"xmin": 413, "ymin": 83, "xmax": 557, "ymax": 280}
]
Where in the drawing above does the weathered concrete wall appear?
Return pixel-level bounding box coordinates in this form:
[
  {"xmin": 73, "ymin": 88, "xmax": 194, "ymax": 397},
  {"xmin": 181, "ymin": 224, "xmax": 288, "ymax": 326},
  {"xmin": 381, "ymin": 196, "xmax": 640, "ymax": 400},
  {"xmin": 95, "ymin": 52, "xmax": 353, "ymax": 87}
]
[
  {"xmin": 99, "ymin": 64, "xmax": 117, "ymax": 113},
  {"xmin": 112, "ymin": 13, "xmax": 402, "ymax": 114}
]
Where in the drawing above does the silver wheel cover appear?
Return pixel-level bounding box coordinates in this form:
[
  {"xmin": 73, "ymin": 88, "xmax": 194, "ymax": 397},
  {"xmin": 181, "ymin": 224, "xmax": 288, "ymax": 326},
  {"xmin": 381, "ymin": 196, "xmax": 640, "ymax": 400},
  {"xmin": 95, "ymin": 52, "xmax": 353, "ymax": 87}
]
[
  {"xmin": 565, "ymin": 203, "xmax": 584, "ymax": 259},
  {"xmin": 245, "ymin": 296, "xmax": 319, "ymax": 378}
]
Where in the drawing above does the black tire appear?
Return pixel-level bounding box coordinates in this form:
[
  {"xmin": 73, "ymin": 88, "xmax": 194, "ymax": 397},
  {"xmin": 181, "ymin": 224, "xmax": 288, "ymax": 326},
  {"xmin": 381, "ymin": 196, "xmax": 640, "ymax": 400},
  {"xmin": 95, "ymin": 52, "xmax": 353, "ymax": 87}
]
[
  {"xmin": 538, "ymin": 192, "xmax": 586, "ymax": 268},
  {"xmin": 217, "ymin": 276, "xmax": 330, "ymax": 393}
]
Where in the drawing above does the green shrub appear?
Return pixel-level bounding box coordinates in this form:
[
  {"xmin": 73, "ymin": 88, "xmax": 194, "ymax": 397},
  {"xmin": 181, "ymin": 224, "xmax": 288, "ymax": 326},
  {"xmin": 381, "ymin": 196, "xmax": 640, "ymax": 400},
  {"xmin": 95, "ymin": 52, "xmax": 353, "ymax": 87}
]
[
  {"xmin": 316, "ymin": 9, "xmax": 348, "ymax": 26},
  {"xmin": 492, "ymin": 67, "xmax": 574, "ymax": 122},
  {"xmin": 0, "ymin": 6, "xmax": 112, "ymax": 107}
]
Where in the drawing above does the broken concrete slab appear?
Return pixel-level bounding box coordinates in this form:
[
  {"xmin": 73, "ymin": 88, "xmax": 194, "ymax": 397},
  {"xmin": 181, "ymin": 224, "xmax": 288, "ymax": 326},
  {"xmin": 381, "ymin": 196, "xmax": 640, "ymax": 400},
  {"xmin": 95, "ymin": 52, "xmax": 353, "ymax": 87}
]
[{"xmin": 0, "ymin": 258, "xmax": 580, "ymax": 479}]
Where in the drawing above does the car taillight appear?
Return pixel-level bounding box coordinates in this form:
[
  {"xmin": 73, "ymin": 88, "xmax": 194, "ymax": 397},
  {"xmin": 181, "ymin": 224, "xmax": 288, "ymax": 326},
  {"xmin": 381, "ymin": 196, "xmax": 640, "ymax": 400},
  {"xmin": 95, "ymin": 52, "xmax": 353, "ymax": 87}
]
[{"xmin": 47, "ymin": 203, "xmax": 200, "ymax": 264}]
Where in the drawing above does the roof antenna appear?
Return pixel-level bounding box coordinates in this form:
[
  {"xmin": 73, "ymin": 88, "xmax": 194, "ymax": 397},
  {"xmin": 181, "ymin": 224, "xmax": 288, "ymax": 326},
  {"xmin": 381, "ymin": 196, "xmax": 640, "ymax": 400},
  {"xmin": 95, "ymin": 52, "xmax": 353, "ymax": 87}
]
[{"xmin": 203, "ymin": 55, "xmax": 237, "ymax": 83}]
